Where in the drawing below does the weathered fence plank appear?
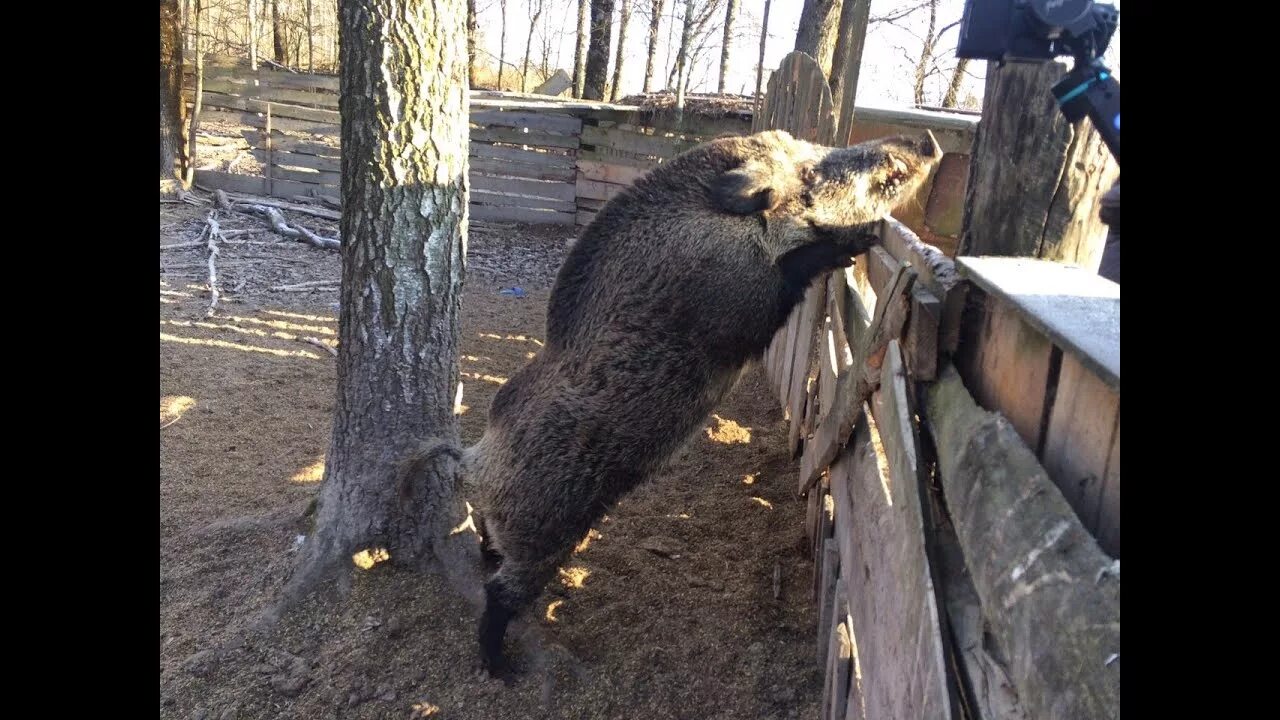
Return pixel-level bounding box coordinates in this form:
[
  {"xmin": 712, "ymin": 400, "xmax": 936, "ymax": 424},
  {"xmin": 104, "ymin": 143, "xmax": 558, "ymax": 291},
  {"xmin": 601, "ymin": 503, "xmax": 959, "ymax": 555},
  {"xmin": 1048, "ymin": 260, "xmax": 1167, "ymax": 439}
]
[{"xmin": 925, "ymin": 365, "xmax": 1120, "ymax": 720}]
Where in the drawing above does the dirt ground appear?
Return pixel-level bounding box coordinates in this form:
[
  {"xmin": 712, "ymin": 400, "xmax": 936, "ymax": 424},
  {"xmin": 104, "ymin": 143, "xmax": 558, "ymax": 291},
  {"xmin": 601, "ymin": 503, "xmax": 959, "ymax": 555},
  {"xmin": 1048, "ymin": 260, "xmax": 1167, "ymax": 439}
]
[{"xmin": 159, "ymin": 197, "xmax": 824, "ymax": 720}]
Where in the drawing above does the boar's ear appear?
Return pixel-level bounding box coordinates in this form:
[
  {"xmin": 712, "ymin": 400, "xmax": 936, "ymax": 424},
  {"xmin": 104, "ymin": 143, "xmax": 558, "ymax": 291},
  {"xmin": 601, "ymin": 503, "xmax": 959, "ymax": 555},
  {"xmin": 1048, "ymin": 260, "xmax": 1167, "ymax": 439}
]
[{"xmin": 712, "ymin": 161, "xmax": 782, "ymax": 215}]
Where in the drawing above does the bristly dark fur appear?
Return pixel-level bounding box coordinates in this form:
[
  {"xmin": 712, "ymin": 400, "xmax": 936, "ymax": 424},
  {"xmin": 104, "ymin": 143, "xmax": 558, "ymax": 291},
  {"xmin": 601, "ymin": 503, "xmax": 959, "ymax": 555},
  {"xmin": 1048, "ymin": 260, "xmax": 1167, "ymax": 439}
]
[{"xmin": 464, "ymin": 129, "xmax": 942, "ymax": 676}]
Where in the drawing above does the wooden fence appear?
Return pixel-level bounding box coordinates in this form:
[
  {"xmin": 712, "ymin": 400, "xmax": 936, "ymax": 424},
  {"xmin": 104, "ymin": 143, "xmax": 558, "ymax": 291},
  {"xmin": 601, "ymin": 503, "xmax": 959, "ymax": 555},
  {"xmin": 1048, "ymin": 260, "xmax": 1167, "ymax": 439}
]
[
  {"xmin": 755, "ymin": 52, "xmax": 1120, "ymax": 720},
  {"xmin": 184, "ymin": 57, "xmax": 976, "ymax": 249}
]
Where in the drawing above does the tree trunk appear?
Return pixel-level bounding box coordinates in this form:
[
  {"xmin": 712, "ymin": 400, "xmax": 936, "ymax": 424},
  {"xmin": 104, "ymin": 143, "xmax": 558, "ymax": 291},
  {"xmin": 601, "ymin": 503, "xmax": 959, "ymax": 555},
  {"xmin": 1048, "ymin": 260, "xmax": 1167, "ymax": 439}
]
[
  {"xmin": 942, "ymin": 58, "xmax": 969, "ymax": 108},
  {"xmin": 160, "ymin": 0, "xmax": 186, "ymax": 191},
  {"xmin": 754, "ymin": 0, "xmax": 771, "ymax": 107},
  {"xmin": 829, "ymin": 0, "xmax": 870, "ymax": 142},
  {"xmin": 287, "ymin": 0, "xmax": 473, "ymax": 597},
  {"xmin": 522, "ymin": 0, "xmax": 545, "ymax": 92},
  {"xmin": 573, "ymin": 0, "xmax": 590, "ymax": 97},
  {"xmin": 793, "ymin": 0, "xmax": 842, "ymax": 77},
  {"xmin": 272, "ymin": 0, "xmax": 287, "ymax": 64},
  {"xmin": 183, "ymin": 0, "xmax": 204, "ymax": 190},
  {"xmin": 609, "ymin": 0, "xmax": 632, "ymax": 101},
  {"xmin": 673, "ymin": 0, "xmax": 693, "ymax": 120},
  {"xmin": 249, "ymin": 0, "xmax": 259, "ymax": 70},
  {"xmin": 717, "ymin": 0, "xmax": 737, "ymax": 93},
  {"xmin": 583, "ymin": 0, "xmax": 615, "ymax": 100},
  {"xmin": 306, "ymin": 0, "xmax": 314, "ymax": 71},
  {"xmin": 467, "ymin": 0, "xmax": 479, "ymax": 87},
  {"xmin": 498, "ymin": 0, "xmax": 508, "ymax": 89},
  {"xmin": 913, "ymin": 0, "xmax": 938, "ymax": 106},
  {"xmin": 642, "ymin": 0, "xmax": 665, "ymax": 92}
]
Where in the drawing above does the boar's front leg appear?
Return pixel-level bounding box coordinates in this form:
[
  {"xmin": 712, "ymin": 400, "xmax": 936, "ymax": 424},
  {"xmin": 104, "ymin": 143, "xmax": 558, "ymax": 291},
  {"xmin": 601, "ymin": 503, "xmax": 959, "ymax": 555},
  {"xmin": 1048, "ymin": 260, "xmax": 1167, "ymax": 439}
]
[{"xmin": 775, "ymin": 228, "xmax": 880, "ymax": 290}]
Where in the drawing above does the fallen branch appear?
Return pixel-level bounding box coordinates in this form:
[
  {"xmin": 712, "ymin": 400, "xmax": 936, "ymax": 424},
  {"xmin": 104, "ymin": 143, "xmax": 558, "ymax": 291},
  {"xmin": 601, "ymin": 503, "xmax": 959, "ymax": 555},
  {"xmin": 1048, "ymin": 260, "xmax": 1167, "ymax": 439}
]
[
  {"xmin": 271, "ymin": 280, "xmax": 340, "ymax": 291},
  {"xmin": 300, "ymin": 336, "xmax": 338, "ymax": 356},
  {"xmin": 262, "ymin": 57, "xmax": 299, "ymax": 73},
  {"xmin": 215, "ymin": 190, "xmax": 340, "ymax": 251},
  {"xmin": 204, "ymin": 210, "xmax": 223, "ymax": 317},
  {"xmin": 219, "ymin": 194, "xmax": 340, "ymax": 222},
  {"xmin": 160, "ymin": 241, "xmax": 206, "ymax": 252}
]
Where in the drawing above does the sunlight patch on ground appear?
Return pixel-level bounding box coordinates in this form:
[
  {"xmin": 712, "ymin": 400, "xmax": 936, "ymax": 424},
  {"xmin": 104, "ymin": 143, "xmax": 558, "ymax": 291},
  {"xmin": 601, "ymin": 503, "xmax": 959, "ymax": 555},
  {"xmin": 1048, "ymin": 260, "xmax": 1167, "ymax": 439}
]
[
  {"xmin": 161, "ymin": 332, "xmax": 322, "ymax": 359},
  {"xmin": 352, "ymin": 547, "xmax": 390, "ymax": 570},
  {"xmin": 161, "ymin": 395, "xmax": 196, "ymax": 428},
  {"xmin": 705, "ymin": 414, "xmax": 752, "ymax": 444},
  {"xmin": 558, "ymin": 566, "xmax": 590, "ymax": 589},
  {"xmin": 291, "ymin": 457, "xmax": 326, "ymax": 484}
]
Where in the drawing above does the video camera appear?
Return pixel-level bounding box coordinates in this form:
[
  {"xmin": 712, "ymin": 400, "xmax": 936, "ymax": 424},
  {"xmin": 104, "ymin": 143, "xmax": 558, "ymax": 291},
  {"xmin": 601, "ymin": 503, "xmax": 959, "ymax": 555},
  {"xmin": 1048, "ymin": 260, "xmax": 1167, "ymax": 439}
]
[{"xmin": 956, "ymin": 0, "xmax": 1119, "ymax": 164}]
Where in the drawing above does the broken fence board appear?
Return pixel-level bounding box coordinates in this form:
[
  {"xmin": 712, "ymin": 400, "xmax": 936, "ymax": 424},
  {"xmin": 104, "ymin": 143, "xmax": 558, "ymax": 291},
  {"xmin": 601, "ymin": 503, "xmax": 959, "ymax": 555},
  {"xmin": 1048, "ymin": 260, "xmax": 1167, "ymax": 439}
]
[{"xmin": 880, "ymin": 216, "xmax": 966, "ymax": 354}]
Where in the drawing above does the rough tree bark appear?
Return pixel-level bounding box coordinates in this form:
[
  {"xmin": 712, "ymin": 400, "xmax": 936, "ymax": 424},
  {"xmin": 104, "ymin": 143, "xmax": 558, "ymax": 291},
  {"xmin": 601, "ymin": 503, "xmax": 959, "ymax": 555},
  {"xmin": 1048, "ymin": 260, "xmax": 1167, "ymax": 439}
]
[
  {"xmin": 828, "ymin": 0, "xmax": 870, "ymax": 123},
  {"xmin": 794, "ymin": 0, "xmax": 842, "ymax": 77},
  {"xmin": 522, "ymin": 0, "xmax": 546, "ymax": 91},
  {"xmin": 160, "ymin": 0, "xmax": 186, "ymax": 192},
  {"xmin": 717, "ymin": 0, "xmax": 738, "ymax": 93},
  {"xmin": 573, "ymin": 0, "xmax": 590, "ymax": 97},
  {"xmin": 642, "ymin": 0, "xmax": 665, "ymax": 92},
  {"xmin": 754, "ymin": 0, "xmax": 771, "ymax": 108},
  {"xmin": 583, "ymin": 0, "xmax": 615, "ymax": 100},
  {"xmin": 609, "ymin": 0, "xmax": 632, "ymax": 101},
  {"xmin": 272, "ymin": 0, "xmax": 287, "ymax": 64},
  {"xmin": 284, "ymin": 0, "xmax": 474, "ymax": 600}
]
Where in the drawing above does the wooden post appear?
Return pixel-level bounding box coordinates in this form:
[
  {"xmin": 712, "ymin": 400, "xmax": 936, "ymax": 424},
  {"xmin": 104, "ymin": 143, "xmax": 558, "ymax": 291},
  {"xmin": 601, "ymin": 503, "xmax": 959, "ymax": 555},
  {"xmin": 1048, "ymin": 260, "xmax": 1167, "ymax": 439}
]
[
  {"xmin": 960, "ymin": 61, "xmax": 1118, "ymax": 270},
  {"xmin": 265, "ymin": 102, "xmax": 274, "ymax": 196}
]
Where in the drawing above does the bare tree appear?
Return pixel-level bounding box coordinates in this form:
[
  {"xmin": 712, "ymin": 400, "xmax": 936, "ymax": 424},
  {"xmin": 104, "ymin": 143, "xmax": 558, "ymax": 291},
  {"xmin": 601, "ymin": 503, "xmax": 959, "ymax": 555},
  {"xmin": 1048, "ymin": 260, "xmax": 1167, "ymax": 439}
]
[
  {"xmin": 609, "ymin": 0, "xmax": 633, "ymax": 101},
  {"xmin": 468, "ymin": 0, "xmax": 480, "ymax": 86},
  {"xmin": 942, "ymin": 58, "xmax": 969, "ymax": 108},
  {"xmin": 665, "ymin": 0, "xmax": 721, "ymax": 93},
  {"xmin": 283, "ymin": 0, "xmax": 474, "ymax": 601},
  {"xmin": 272, "ymin": 0, "xmax": 286, "ymax": 63},
  {"xmin": 583, "ymin": 0, "xmax": 615, "ymax": 100},
  {"xmin": 306, "ymin": 0, "xmax": 314, "ymax": 70},
  {"xmin": 642, "ymin": 0, "xmax": 665, "ymax": 91},
  {"xmin": 754, "ymin": 0, "xmax": 771, "ymax": 104},
  {"xmin": 498, "ymin": 0, "xmax": 508, "ymax": 88},
  {"xmin": 873, "ymin": 0, "xmax": 968, "ymax": 108},
  {"xmin": 248, "ymin": 0, "xmax": 259, "ymax": 70},
  {"xmin": 161, "ymin": 0, "xmax": 186, "ymax": 192},
  {"xmin": 184, "ymin": 0, "xmax": 205, "ymax": 190},
  {"xmin": 793, "ymin": 0, "xmax": 843, "ymax": 77},
  {"xmin": 574, "ymin": 0, "xmax": 590, "ymax": 96},
  {"xmin": 717, "ymin": 0, "xmax": 738, "ymax": 93},
  {"xmin": 673, "ymin": 0, "xmax": 693, "ymax": 118},
  {"xmin": 522, "ymin": 0, "xmax": 546, "ymax": 91},
  {"xmin": 828, "ymin": 0, "xmax": 870, "ymax": 116}
]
